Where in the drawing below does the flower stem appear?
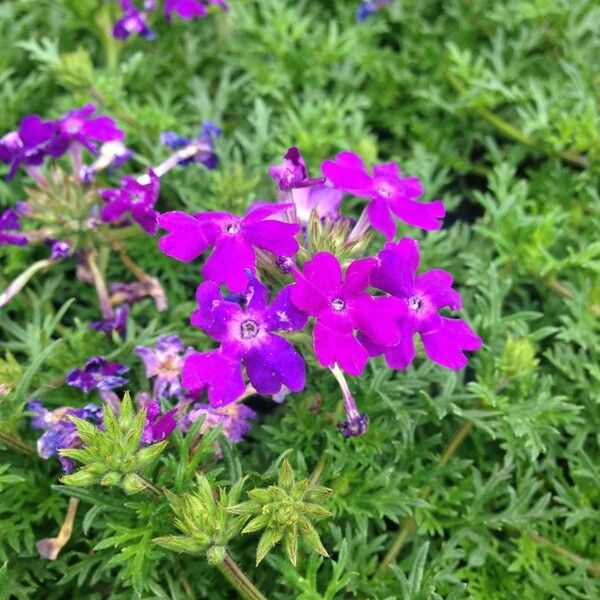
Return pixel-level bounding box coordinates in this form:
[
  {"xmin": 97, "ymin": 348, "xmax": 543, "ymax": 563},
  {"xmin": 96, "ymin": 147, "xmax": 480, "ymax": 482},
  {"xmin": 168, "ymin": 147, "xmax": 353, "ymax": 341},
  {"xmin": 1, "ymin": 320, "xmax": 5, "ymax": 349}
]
[
  {"xmin": 136, "ymin": 474, "xmax": 163, "ymax": 499},
  {"xmin": 85, "ymin": 250, "xmax": 114, "ymax": 319},
  {"xmin": 0, "ymin": 430, "xmax": 37, "ymax": 455},
  {"xmin": 36, "ymin": 497, "xmax": 79, "ymax": 560},
  {"xmin": 0, "ymin": 258, "xmax": 54, "ymax": 308},
  {"xmin": 546, "ymin": 277, "xmax": 600, "ymax": 316},
  {"xmin": 216, "ymin": 551, "xmax": 269, "ymax": 600},
  {"xmin": 346, "ymin": 206, "xmax": 371, "ymax": 243}
]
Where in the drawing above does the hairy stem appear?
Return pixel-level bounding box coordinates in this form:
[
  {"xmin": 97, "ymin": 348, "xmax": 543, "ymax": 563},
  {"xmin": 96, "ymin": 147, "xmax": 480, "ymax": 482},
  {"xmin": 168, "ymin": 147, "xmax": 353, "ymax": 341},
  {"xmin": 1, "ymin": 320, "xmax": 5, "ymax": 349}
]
[
  {"xmin": 216, "ymin": 551, "xmax": 269, "ymax": 600},
  {"xmin": 85, "ymin": 250, "xmax": 114, "ymax": 319},
  {"xmin": 0, "ymin": 259, "xmax": 54, "ymax": 308},
  {"xmin": 547, "ymin": 277, "xmax": 600, "ymax": 316},
  {"xmin": 0, "ymin": 430, "xmax": 37, "ymax": 455},
  {"xmin": 36, "ymin": 497, "xmax": 79, "ymax": 560}
]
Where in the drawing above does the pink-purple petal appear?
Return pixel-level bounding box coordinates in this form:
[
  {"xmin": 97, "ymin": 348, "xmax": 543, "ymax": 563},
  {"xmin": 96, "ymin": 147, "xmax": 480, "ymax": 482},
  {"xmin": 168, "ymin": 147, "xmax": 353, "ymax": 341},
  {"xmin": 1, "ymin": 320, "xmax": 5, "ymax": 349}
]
[
  {"xmin": 265, "ymin": 285, "xmax": 308, "ymax": 332},
  {"xmin": 313, "ymin": 320, "xmax": 368, "ymax": 376},
  {"xmin": 367, "ymin": 197, "xmax": 396, "ymax": 240},
  {"xmin": 158, "ymin": 211, "xmax": 211, "ymax": 262},
  {"xmin": 341, "ymin": 257, "xmax": 377, "ymax": 296},
  {"xmin": 421, "ymin": 317, "xmax": 482, "ymax": 370},
  {"xmin": 389, "ymin": 197, "xmax": 445, "ymax": 231},
  {"xmin": 191, "ymin": 281, "xmax": 242, "ymax": 341},
  {"xmin": 415, "ymin": 269, "xmax": 462, "ymax": 311},
  {"xmin": 348, "ymin": 294, "xmax": 404, "ymax": 346},
  {"xmin": 202, "ymin": 234, "xmax": 256, "ymax": 292},
  {"xmin": 242, "ymin": 219, "xmax": 300, "ymax": 256}
]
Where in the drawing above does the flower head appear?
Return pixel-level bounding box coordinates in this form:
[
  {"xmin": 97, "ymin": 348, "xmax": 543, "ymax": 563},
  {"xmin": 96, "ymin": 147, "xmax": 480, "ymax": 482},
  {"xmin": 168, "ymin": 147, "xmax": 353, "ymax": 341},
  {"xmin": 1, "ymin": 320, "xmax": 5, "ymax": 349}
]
[
  {"xmin": 366, "ymin": 238, "xmax": 482, "ymax": 369},
  {"xmin": 289, "ymin": 252, "xmax": 404, "ymax": 376},
  {"xmin": 158, "ymin": 204, "xmax": 300, "ymax": 292},
  {"xmin": 137, "ymin": 393, "xmax": 177, "ymax": 444},
  {"xmin": 184, "ymin": 401, "xmax": 256, "ymax": 443},
  {"xmin": 183, "ymin": 276, "xmax": 307, "ymax": 406},
  {"xmin": 28, "ymin": 400, "xmax": 102, "ymax": 472},
  {"xmin": 164, "ymin": 0, "xmax": 227, "ymax": 20},
  {"xmin": 90, "ymin": 305, "xmax": 129, "ymax": 338},
  {"xmin": 160, "ymin": 121, "xmax": 221, "ymax": 169},
  {"xmin": 113, "ymin": 0, "xmax": 155, "ymax": 40},
  {"xmin": 135, "ymin": 334, "xmax": 190, "ymax": 399},
  {"xmin": 321, "ymin": 151, "xmax": 444, "ymax": 239},
  {"xmin": 100, "ymin": 169, "xmax": 160, "ymax": 235},
  {"xmin": 48, "ymin": 239, "xmax": 71, "ymax": 260},
  {"xmin": 66, "ymin": 356, "xmax": 129, "ymax": 393},
  {"xmin": 0, "ymin": 208, "xmax": 28, "ymax": 246}
]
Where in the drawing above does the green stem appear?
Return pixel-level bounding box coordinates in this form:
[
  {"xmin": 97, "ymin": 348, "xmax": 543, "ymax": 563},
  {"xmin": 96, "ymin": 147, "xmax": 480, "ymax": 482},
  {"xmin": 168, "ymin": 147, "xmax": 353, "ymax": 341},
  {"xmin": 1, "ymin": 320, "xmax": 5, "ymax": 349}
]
[
  {"xmin": 85, "ymin": 250, "xmax": 114, "ymax": 319},
  {"xmin": 446, "ymin": 71, "xmax": 590, "ymax": 169},
  {"xmin": 0, "ymin": 430, "xmax": 37, "ymax": 456},
  {"xmin": 136, "ymin": 474, "xmax": 163, "ymax": 499},
  {"xmin": 217, "ymin": 551, "xmax": 269, "ymax": 600},
  {"xmin": 0, "ymin": 259, "xmax": 54, "ymax": 308},
  {"xmin": 309, "ymin": 452, "xmax": 328, "ymax": 487}
]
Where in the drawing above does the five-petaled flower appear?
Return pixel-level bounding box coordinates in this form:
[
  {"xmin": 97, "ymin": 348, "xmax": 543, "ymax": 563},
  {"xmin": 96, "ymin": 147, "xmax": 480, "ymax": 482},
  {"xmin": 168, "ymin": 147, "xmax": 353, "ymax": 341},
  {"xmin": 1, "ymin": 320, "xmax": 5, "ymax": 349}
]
[
  {"xmin": 321, "ymin": 151, "xmax": 445, "ymax": 239},
  {"xmin": 158, "ymin": 204, "xmax": 300, "ymax": 292},
  {"xmin": 183, "ymin": 276, "xmax": 307, "ymax": 406},
  {"xmin": 366, "ymin": 237, "xmax": 482, "ymax": 370},
  {"xmin": 289, "ymin": 252, "xmax": 404, "ymax": 376},
  {"xmin": 113, "ymin": 0, "xmax": 155, "ymax": 40}
]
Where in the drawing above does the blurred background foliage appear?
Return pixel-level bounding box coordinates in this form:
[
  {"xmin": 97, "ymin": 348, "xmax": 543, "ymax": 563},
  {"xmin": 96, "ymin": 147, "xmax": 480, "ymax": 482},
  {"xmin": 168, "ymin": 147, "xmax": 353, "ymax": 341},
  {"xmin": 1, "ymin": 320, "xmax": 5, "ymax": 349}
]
[{"xmin": 0, "ymin": 0, "xmax": 599, "ymax": 598}]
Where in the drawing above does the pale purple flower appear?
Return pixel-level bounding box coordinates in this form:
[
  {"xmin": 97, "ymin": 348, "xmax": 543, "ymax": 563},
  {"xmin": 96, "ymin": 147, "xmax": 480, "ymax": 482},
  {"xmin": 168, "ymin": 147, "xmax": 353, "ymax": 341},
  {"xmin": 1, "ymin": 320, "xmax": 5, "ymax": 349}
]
[
  {"xmin": 66, "ymin": 356, "xmax": 129, "ymax": 393},
  {"xmin": 135, "ymin": 335, "xmax": 189, "ymax": 399},
  {"xmin": 100, "ymin": 170, "xmax": 160, "ymax": 235},
  {"xmin": 113, "ymin": 0, "xmax": 155, "ymax": 40},
  {"xmin": 321, "ymin": 151, "xmax": 444, "ymax": 239},
  {"xmin": 158, "ymin": 204, "xmax": 300, "ymax": 292},
  {"xmin": 48, "ymin": 240, "xmax": 71, "ymax": 260},
  {"xmin": 289, "ymin": 252, "xmax": 404, "ymax": 376},
  {"xmin": 182, "ymin": 276, "xmax": 307, "ymax": 406},
  {"xmin": 0, "ymin": 208, "xmax": 28, "ymax": 246},
  {"xmin": 366, "ymin": 238, "xmax": 482, "ymax": 369},
  {"xmin": 184, "ymin": 401, "xmax": 256, "ymax": 443},
  {"xmin": 357, "ymin": 0, "xmax": 393, "ymax": 22},
  {"xmin": 137, "ymin": 394, "xmax": 177, "ymax": 444},
  {"xmin": 0, "ymin": 116, "xmax": 56, "ymax": 179},
  {"xmin": 28, "ymin": 400, "xmax": 102, "ymax": 472},
  {"xmin": 110, "ymin": 278, "xmax": 168, "ymax": 311},
  {"xmin": 90, "ymin": 305, "xmax": 129, "ymax": 338},
  {"xmin": 80, "ymin": 141, "xmax": 133, "ymax": 184},
  {"xmin": 159, "ymin": 121, "xmax": 220, "ymax": 169}
]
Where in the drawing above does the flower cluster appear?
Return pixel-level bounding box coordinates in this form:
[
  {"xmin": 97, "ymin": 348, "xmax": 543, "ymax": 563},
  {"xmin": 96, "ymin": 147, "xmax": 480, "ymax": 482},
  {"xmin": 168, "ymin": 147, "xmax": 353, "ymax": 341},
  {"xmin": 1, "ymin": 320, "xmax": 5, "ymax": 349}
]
[{"xmin": 158, "ymin": 147, "xmax": 482, "ymax": 436}]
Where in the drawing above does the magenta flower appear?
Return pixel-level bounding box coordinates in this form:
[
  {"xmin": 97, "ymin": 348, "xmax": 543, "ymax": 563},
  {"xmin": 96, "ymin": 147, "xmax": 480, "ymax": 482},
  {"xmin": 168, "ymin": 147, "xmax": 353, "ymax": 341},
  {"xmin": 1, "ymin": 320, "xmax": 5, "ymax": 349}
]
[
  {"xmin": 269, "ymin": 147, "xmax": 324, "ymax": 191},
  {"xmin": 158, "ymin": 204, "xmax": 300, "ymax": 292},
  {"xmin": 366, "ymin": 238, "xmax": 482, "ymax": 370},
  {"xmin": 183, "ymin": 401, "xmax": 256, "ymax": 443},
  {"xmin": 137, "ymin": 394, "xmax": 177, "ymax": 444},
  {"xmin": 289, "ymin": 252, "xmax": 404, "ymax": 376},
  {"xmin": 164, "ymin": 0, "xmax": 213, "ymax": 19},
  {"xmin": 113, "ymin": 0, "xmax": 155, "ymax": 40},
  {"xmin": 100, "ymin": 170, "xmax": 160, "ymax": 235},
  {"xmin": 0, "ymin": 115, "xmax": 56, "ymax": 179},
  {"xmin": 182, "ymin": 277, "xmax": 307, "ymax": 406},
  {"xmin": 66, "ymin": 356, "xmax": 129, "ymax": 393},
  {"xmin": 321, "ymin": 151, "xmax": 445, "ymax": 239},
  {"xmin": 135, "ymin": 334, "xmax": 190, "ymax": 399},
  {"xmin": 0, "ymin": 208, "xmax": 28, "ymax": 246},
  {"xmin": 28, "ymin": 400, "xmax": 103, "ymax": 472}
]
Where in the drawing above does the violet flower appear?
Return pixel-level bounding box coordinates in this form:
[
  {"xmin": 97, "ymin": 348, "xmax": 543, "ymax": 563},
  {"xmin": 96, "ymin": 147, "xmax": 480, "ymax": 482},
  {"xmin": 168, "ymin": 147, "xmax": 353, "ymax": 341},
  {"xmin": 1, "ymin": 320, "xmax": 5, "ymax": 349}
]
[
  {"xmin": 90, "ymin": 305, "xmax": 129, "ymax": 338},
  {"xmin": 183, "ymin": 276, "xmax": 307, "ymax": 406},
  {"xmin": 356, "ymin": 0, "xmax": 393, "ymax": 22},
  {"xmin": 158, "ymin": 204, "xmax": 300, "ymax": 292},
  {"xmin": 164, "ymin": 0, "xmax": 227, "ymax": 20},
  {"xmin": 366, "ymin": 237, "xmax": 482, "ymax": 369},
  {"xmin": 28, "ymin": 400, "xmax": 102, "ymax": 472},
  {"xmin": 137, "ymin": 394, "xmax": 177, "ymax": 444},
  {"xmin": 109, "ymin": 278, "xmax": 168, "ymax": 311},
  {"xmin": 159, "ymin": 121, "xmax": 221, "ymax": 170},
  {"xmin": 80, "ymin": 141, "xmax": 133, "ymax": 184},
  {"xmin": 100, "ymin": 169, "xmax": 160, "ymax": 235},
  {"xmin": 66, "ymin": 356, "xmax": 129, "ymax": 393},
  {"xmin": 135, "ymin": 334, "xmax": 190, "ymax": 399},
  {"xmin": 0, "ymin": 115, "xmax": 56, "ymax": 179},
  {"xmin": 289, "ymin": 252, "xmax": 404, "ymax": 376},
  {"xmin": 0, "ymin": 208, "xmax": 28, "ymax": 246},
  {"xmin": 184, "ymin": 401, "xmax": 256, "ymax": 443},
  {"xmin": 268, "ymin": 147, "xmax": 325, "ymax": 191},
  {"xmin": 113, "ymin": 0, "xmax": 155, "ymax": 40},
  {"xmin": 48, "ymin": 240, "xmax": 71, "ymax": 260},
  {"xmin": 321, "ymin": 151, "xmax": 444, "ymax": 239}
]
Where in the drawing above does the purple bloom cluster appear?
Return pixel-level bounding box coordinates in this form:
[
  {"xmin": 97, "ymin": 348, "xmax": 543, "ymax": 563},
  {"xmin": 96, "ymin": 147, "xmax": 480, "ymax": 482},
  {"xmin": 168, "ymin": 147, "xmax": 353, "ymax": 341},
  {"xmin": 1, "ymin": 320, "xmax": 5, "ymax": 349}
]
[
  {"xmin": 28, "ymin": 400, "xmax": 102, "ymax": 472},
  {"xmin": 157, "ymin": 146, "xmax": 481, "ymax": 434}
]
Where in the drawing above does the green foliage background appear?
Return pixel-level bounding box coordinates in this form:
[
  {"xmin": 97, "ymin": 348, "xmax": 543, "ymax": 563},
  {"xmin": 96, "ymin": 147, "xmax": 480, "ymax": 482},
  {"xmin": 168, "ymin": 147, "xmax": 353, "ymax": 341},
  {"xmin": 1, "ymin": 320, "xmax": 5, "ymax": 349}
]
[{"xmin": 1, "ymin": 0, "xmax": 599, "ymax": 598}]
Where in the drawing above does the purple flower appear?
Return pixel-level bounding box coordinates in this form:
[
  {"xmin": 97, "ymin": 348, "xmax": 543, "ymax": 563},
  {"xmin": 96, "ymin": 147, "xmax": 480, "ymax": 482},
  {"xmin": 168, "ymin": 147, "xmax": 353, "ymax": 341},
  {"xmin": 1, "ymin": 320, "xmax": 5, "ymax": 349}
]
[
  {"xmin": 366, "ymin": 238, "xmax": 482, "ymax": 369},
  {"xmin": 321, "ymin": 151, "xmax": 445, "ymax": 239},
  {"xmin": 184, "ymin": 401, "xmax": 256, "ymax": 443},
  {"xmin": 90, "ymin": 305, "xmax": 129, "ymax": 338},
  {"xmin": 66, "ymin": 356, "xmax": 129, "ymax": 393},
  {"xmin": 135, "ymin": 335, "xmax": 190, "ymax": 399},
  {"xmin": 28, "ymin": 400, "xmax": 102, "ymax": 472},
  {"xmin": 81, "ymin": 141, "xmax": 134, "ymax": 183},
  {"xmin": 137, "ymin": 394, "xmax": 177, "ymax": 444},
  {"xmin": 356, "ymin": 0, "xmax": 393, "ymax": 22},
  {"xmin": 51, "ymin": 104, "xmax": 124, "ymax": 157},
  {"xmin": 48, "ymin": 240, "xmax": 71, "ymax": 260},
  {"xmin": 100, "ymin": 170, "xmax": 160, "ymax": 235},
  {"xmin": 164, "ymin": 0, "xmax": 227, "ymax": 20},
  {"xmin": 160, "ymin": 121, "xmax": 220, "ymax": 169},
  {"xmin": 0, "ymin": 116, "xmax": 56, "ymax": 179},
  {"xmin": 269, "ymin": 147, "xmax": 325, "ymax": 191},
  {"xmin": 110, "ymin": 278, "xmax": 168, "ymax": 311},
  {"xmin": 113, "ymin": 0, "xmax": 155, "ymax": 40},
  {"xmin": 182, "ymin": 276, "xmax": 307, "ymax": 406},
  {"xmin": 289, "ymin": 252, "xmax": 404, "ymax": 376},
  {"xmin": 0, "ymin": 208, "xmax": 28, "ymax": 246},
  {"xmin": 158, "ymin": 204, "xmax": 300, "ymax": 292}
]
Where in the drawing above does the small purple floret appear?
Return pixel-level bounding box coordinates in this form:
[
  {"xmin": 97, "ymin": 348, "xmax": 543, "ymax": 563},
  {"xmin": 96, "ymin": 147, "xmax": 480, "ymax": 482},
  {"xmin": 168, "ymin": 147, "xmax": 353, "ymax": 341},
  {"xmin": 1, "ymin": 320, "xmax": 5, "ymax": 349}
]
[
  {"xmin": 0, "ymin": 208, "xmax": 28, "ymax": 246},
  {"xmin": 90, "ymin": 305, "xmax": 129, "ymax": 338},
  {"xmin": 66, "ymin": 356, "xmax": 129, "ymax": 393},
  {"xmin": 159, "ymin": 121, "xmax": 221, "ymax": 169},
  {"xmin": 113, "ymin": 0, "xmax": 155, "ymax": 40},
  {"xmin": 183, "ymin": 401, "xmax": 256, "ymax": 443}
]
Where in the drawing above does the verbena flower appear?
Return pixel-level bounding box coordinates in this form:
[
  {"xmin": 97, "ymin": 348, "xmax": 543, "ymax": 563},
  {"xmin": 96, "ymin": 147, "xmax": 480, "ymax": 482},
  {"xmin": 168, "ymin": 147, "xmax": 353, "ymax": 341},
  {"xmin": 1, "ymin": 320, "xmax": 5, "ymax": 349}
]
[
  {"xmin": 366, "ymin": 237, "xmax": 482, "ymax": 369},
  {"xmin": 137, "ymin": 394, "xmax": 177, "ymax": 444},
  {"xmin": 28, "ymin": 400, "xmax": 102, "ymax": 473},
  {"xmin": 113, "ymin": 0, "xmax": 155, "ymax": 40},
  {"xmin": 135, "ymin": 334, "xmax": 190, "ymax": 399},
  {"xmin": 290, "ymin": 252, "xmax": 403, "ymax": 376},
  {"xmin": 66, "ymin": 356, "xmax": 129, "ymax": 393},
  {"xmin": 183, "ymin": 277, "xmax": 307, "ymax": 406},
  {"xmin": 269, "ymin": 147, "xmax": 325, "ymax": 191},
  {"xmin": 165, "ymin": 0, "xmax": 227, "ymax": 20},
  {"xmin": 321, "ymin": 151, "xmax": 444, "ymax": 239},
  {"xmin": 0, "ymin": 208, "xmax": 28, "ymax": 246},
  {"xmin": 90, "ymin": 305, "xmax": 129, "ymax": 338},
  {"xmin": 160, "ymin": 121, "xmax": 221, "ymax": 169},
  {"xmin": 158, "ymin": 204, "xmax": 300, "ymax": 292},
  {"xmin": 184, "ymin": 401, "xmax": 256, "ymax": 443},
  {"xmin": 99, "ymin": 169, "xmax": 160, "ymax": 235},
  {"xmin": 356, "ymin": 0, "xmax": 393, "ymax": 22},
  {"xmin": 0, "ymin": 115, "xmax": 56, "ymax": 179},
  {"xmin": 80, "ymin": 141, "xmax": 133, "ymax": 183},
  {"xmin": 48, "ymin": 240, "xmax": 71, "ymax": 260}
]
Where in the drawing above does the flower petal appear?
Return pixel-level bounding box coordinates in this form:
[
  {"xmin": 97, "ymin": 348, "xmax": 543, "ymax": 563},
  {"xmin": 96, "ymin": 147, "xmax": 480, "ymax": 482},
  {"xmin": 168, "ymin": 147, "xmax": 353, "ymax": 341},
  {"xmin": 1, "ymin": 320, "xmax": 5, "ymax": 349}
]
[
  {"xmin": 389, "ymin": 197, "xmax": 445, "ymax": 231},
  {"xmin": 313, "ymin": 320, "xmax": 368, "ymax": 376},
  {"xmin": 202, "ymin": 235, "xmax": 256, "ymax": 292},
  {"xmin": 421, "ymin": 317, "xmax": 482, "ymax": 370},
  {"xmin": 342, "ymin": 257, "xmax": 377, "ymax": 296},
  {"xmin": 348, "ymin": 294, "xmax": 404, "ymax": 346},
  {"xmin": 415, "ymin": 269, "xmax": 462, "ymax": 311},
  {"xmin": 265, "ymin": 285, "xmax": 308, "ymax": 332},
  {"xmin": 242, "ymin": 219, "xmax": 300, "ymax": 256},
  {"xmin": 158, "ymin": 211, "xmax": 210, "ymax": 262},
  {"xmin": 191, "ymin": 281, "xmax": 242, "ymax": 341},
  {"xmin": 367, "ymin": 197, "xmax": 396, "ymax": 241},
  {"xmin": 321, "ymin": 151, "xmax": 372, "ymax": 195}
]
